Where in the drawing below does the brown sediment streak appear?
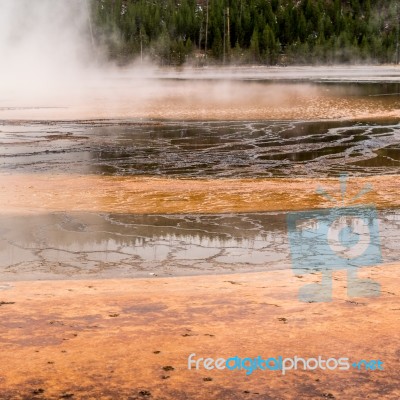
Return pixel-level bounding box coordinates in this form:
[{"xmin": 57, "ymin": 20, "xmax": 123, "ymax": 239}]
[
  {"xmin": 0, "ymin": 266, "xmax": 398, "ymax": 398},
  {"xmin": 0, "ymin": 174, "xmax": 399, "ymax": 215}
]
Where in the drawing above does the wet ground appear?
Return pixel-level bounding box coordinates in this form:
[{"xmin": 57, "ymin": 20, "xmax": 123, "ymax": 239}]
[
  {"xmin": 0, "ymin": 113, "xmax": 399, "ymax": 281},
  {"xmin": 0, "ymin": 70, "xmax": 399, "ymax": 398},
  {"xmin": 0, "ymin": 209, "xmax": 399, "ymax": 281},
  {"xmin": 1, "ymin": 118, "xmax": 400, "ymax": 178},
  {"xmin": 0, "ymin": 270, "xmax": 399, "ymax": 399}
]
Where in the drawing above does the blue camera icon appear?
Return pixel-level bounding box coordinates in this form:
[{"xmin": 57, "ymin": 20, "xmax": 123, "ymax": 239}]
[{"xmin": 287, "ymin": 205, "xmax": 382, "ymax": 302}]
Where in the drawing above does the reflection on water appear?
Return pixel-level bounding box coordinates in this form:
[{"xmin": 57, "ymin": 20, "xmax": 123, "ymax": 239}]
[
  {"xmin": 1, "ymin": 81, "xmax": 399, "ymax": 281},
  {"xmin": 0, "ymin": 210, "xmax": 398, "ymax": 280},
  {"xmin": 1, "ymin": 118, "xmax": 400, "ymax": 177}
]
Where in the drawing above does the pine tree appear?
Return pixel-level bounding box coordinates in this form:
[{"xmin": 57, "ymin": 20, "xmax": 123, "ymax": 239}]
[{"xmin": 91, "ymin": 0, "xmax": 400, "ymax": 65}]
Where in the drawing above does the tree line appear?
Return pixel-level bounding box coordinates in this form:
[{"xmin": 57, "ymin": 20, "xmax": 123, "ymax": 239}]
[{"xmin": 91, "ymin": 0, "xmax": 400, "ymax": 65}]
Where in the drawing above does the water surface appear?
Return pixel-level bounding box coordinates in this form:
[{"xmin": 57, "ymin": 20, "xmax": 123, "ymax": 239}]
[
  {"xmin": 1, "ymin": 119, "xmax": 400, "ymax": 177},
  {"xmin": 0, "ymin": 209, "xmax": 398, "ymax": 280}
]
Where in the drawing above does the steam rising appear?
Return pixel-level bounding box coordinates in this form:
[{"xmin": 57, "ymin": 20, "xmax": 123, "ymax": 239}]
[
  {"xmin": 1, "ymin": 1, "xmax": 400, "ymax": 121},
  {"xmin": 0, "ymin": 0, "xmax": 164, "ymax": 115},
  {"xmin": 0, "ymin": 0, "xmax": 96, "ymax": 103}
]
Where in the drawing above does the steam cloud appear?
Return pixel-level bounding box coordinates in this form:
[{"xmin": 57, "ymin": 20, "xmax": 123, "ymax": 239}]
[
  {"xmin": 1, "ymin": 1, "xmax": 398, "ymax": 121},
  {"xmin": 0, "ymin": 0, "xmax": 95, "ymax": 104}
]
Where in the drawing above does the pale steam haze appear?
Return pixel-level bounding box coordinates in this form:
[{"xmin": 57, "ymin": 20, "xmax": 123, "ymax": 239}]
[
  {"xmin": 0, "ymin": 0, "xmax": 165, "ymax": 118},
  {"xmin": 1, "ymin": 0, "xmax": 400, "ymax": 121},
  {"xmin": 0, "ymin": 0, "xmax": 97, "ymax": 104}
]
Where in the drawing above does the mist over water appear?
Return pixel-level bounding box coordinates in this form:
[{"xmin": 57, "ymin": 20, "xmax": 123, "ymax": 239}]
[
  {"xmin": 1, "ymin": 0, "xmax": 400, "ymax": 121},
  {"xmin": 0, "ymin": 0, "xmax": 170, "ymax": 115}
]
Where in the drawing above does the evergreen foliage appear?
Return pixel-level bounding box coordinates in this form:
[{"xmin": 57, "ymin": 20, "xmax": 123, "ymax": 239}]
[{"xmin": 91, "ymin": 0, "xmax": 400, "ymax": 65}]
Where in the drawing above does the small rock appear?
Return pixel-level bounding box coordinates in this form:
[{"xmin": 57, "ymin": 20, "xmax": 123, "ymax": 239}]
[{"xmin": 0, "ymin": 301, "xmax": 15, "ymax": 306}]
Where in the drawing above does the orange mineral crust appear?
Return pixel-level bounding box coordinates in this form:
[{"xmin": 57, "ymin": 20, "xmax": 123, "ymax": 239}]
[
  {"xmin": 0, "ymin": 174, "xmax": 399, "ymax": 215},
  {"xmin": 0, "ymin": 266, "xmax": 398, "ymax": 399}
]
